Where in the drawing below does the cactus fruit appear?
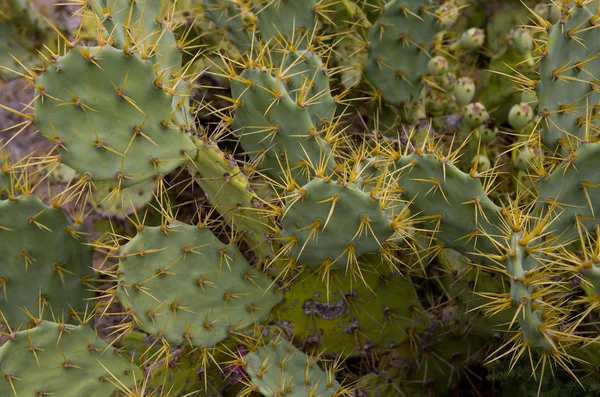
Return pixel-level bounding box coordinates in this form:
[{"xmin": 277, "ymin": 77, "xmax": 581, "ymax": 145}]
[
  {"xmin": 364, "ymin": 0, "xmax": 439, "ymax": 107},
  {"xmin": 0, "ymin": 320, "xmax": 140, "ymax": 396},
  {"xmin": 0, "ymin": 195, "xmax": 93, "ymax": 327},
  {"xmin": 33, "ymin": 45, "xmax": 197, "ymax": 187},
  {"xmin": 115, "ymin": 220, "xmax": 282, "ymax": 347}
]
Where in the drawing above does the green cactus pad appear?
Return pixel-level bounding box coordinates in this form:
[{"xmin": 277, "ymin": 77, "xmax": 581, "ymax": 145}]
[
  {"xmin": 34, "ymin": 45, "xmax": 196, "ymax": 187},
  {"xmin": 0, "ymin": 196, "xmax": 93, "ymax": 328},
  {"xmin": 92, "ymin": 178, "xmax": 157, "ymax": 218},
  {"xmin": 187, "ymin": 137, "xmax": 276, "ymax": 261},
  {"xmin": 280, "ymin": 50, "xmax": 338, "ymax": 126},
  {"xmin": 231, "ymin": 66, "xmax": 334, "ymax": 185},
  {"xmin": 0, "ymin": 320, "xmax": 140, "ymax": 396},
  {"xmin": 203, "ymin": 0, "xmax": 252, "ymax": 52},
  {"xmin": 243, "ymin": 337, "xmax": 342, "ymax": 397},
  {"xmin": 272, "ymin": 255, "xmax": 429, "ymax": 355},
  {"xmin": 536, "ymin": 3, "xmax": 600, "ymax": 150},
  {"xmin": 537, "ymin": 143, "xmax": 600, "ymax": 241},
  {"xmin": 88, "ymin": 0, "xmax": 181, "ymax": 72},
  {"xmin": 0, "ymin": 21, "xmax": 38, "ymax": 81},
  {"xmin": 252, "ymin": 0, "xmax": 317, "ymax": 43},
  {"xmin": 116, "ymin": 221, "xmax": 282, "ymax": 347},
  {"xmin": 364, "ymin": 0, "xmax": 438, "ymax": 107},
  {"xmin": 395, "ymin": 152, "xmax": 501, "ymax": 260},
  {"xmin": 280, "ymin": 178, "xmax": 393, "ymax": 271}
]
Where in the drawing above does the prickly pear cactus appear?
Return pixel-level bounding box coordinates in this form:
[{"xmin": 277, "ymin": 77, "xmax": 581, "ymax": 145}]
[
  {"xmin": 242, "ymin": 337, "xmax": 343, "ymax": 397},
  {"xmin": 536, "ymin": 2, "xmax": 600, "ymax": 150},
  {"xmin": 115, "ymin": 221, "xmax": 282, "ymax": 347},
  {"xmin": 364, "ymin": 0, "xmax": 439, "ymax": 107},
  {"xmin": 0, "ymin": 196, "xmax": 93, "ymax": 327},
  {"xmin": 0, "ymin": 320, "xmax": 140, "ymax": 396},
  {"xmin": 33, "ymin": 45, "xmax": 196, "ymax": 186},
  {"xmin": 280, "ymin": 178, "xmax": 394, "ymax": 271}
]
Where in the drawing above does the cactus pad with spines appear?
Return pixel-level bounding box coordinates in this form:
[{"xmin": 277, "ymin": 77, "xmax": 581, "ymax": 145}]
[
  {"xmin": 203, "ymin": 0, "xmax": 252, "ymax": 52},
  {"xmin": 0, "ymin": 320, "xmax": 140, "ymax": 396},
  {"xmin": 252, "ymin": 0, "xmax": 318, "ymax": 43},
  {"xmin": 34, "ymin": 45, "xmax": 196, "ymax": 187},
  {"xmin": 0, "ymin": 195, "xmax": 93, "ymax": 327},
  {"xmin": 230, "ymin": 66, "xmax": 334, "ymax": 185},
  {"xmin": 280, "ymin": 178, "xmax": 394, "ymax": 271},
  {"xmin": 364, "ymin": 0, "xmax": 438, "ymax": 107},
  {"xmin": 116, "ymin": 221, "xmax": 282, "ymax": 347},
  {"xmin": 537, "ymin": 143, "xmax": 600, "ymax": 241},
  {"xmin": 91, "ymin": 178, "xmax": 157, "ymax": 218},
  {"xmin": 280, "ymin": 50, "xmax": 338, "ymax": 126},
  {"xmin": 243, "ymin": 337, "xmax": 342, "ymax": 397},
  {"xmin": 272, "ymin": 255, "xmax": 429, "ymax": 354},
  {"xmin": 536, "ymin": 3, "xmax": 600, "ymax": 150},
  {"xmin": 187, "ymin": 137, "xmax": 277, "ymax": 261},
  {"xmin": 394, "ymin": 151, "xmax": 501, "ymax": 260}
]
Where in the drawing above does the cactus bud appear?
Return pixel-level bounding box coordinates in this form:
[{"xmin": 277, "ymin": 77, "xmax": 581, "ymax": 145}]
[
  {"xmin": 463, "ymin": 102, "xmax": 489, "ymax": 127},
  {"xmin": 441, "ymin": 72, "xmax": 457, "ymax": 91},
  {"xmin": 428, "ymin": 56, "xmax": 449, "ymax": 76},
  {"xmin": 459, "ymin": 28, "xmax": 485, "ymax": 51},
  {"xmin": 436, "ymin": 2, "xmax": 459, "ymax": 29},
  {"xmin": 453, "ymin": 77, "xmax": 476, "ymax": 106},
  {"xmin": 472, "ymin": 155, "xmax": 491, "ymax": 171},
  {"xmin": 512, "ymin": 28, "xmax": 533, "ymax": 55},
  {"xmin": 509, "ymin": 103, "xmax": 534, "ymax": 131}
]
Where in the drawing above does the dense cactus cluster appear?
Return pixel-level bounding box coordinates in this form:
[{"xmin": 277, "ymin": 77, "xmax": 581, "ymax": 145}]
[{"xmin": 2, "ymin": 0, "xmax": 600, "ymax": 396}]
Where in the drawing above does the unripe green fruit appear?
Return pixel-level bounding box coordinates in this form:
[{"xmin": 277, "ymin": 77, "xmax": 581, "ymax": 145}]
[
  {"xmin": 479, "ymin": 126, "xmax": 497, "ymax": 143},
  {"xmin": 441, "ymin": 72, "xmax": 457, "ymax": 91},
  {"xmin": 463, "ymin": 102, "xmax": 489, "ymax": 127},
  {"xmin": 459, "ymin": 28, "xmax": 485, "ymax": 51},
  {"xmin": 472, "ymin": 155, "xmax": 491, "ymax": 171},
  {"xmin": 453, "ymin": 77, "xmax": 476, "ymax": 106},
  {"xmin": 512, "ymin": 27, "xmax": 533, "ymax": 55},
  {"xmin": 428, "ymin": 56, "xmax": 449, "ymax": 75},
  {"xmin": 437, "ymin": 2, "xmax": 459, "ymax": 29},
  {"xmin": 513, "ymin": 146, "xmax": 536, "ymax": 171},
  {"xmin": 509, "ymin": 102, "xmax": 534, "ymax": 131}
]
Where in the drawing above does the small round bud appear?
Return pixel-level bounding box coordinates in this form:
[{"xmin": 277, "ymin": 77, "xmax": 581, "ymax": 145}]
[
  {"xmin": 441, "ymin": 72, "xmax": 457, "ymax": 91},
  {"xmin": 436, "ymin": 2, "xmax": 459, "ymax": 29},
  {"xmin": 459, "ymin": 28, "xmax": 485, "ymax": 51},
  {"xmin": 453, "ymin": 77, "xmax": 476, "ymax": 106},
  {"xmin": 513, "ymin": 146, "xmax": 537, "ymax": 171},
  {"xmin": 428, "ymin": 56, "xmax": 449, "ymax": 76},
  {"xmin": 512, "ymin": 27, "xmax": 533, "ymax": 55},
  {"xmin": 463, "ymin": 102, "xmax": 489, "ymax": 127},
  {"xmin": 472, "ymin": 155, "xmax": 491, "ymax": 171},
  {"xmin": 479, "ymin": 126, "xmax": 497, "ymax": 143},
  {"xmin": 508, "ymin": 102, "xmax": 534, "ymax": 131}
]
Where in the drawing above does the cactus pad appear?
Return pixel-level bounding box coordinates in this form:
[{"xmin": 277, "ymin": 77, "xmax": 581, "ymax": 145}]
[
  {"xmin": 280, "ymin": 178, "xmax": 393, "ymax": 271},
  {"xmin": 0, "ymin": 196, "xmax": 93, "ymax": 327},
  {"xmin": 0, "ymin": 320, "xmax": 140, "ymax": 396},
  {"xmin": 116, "ymin": 221, "xmax": 282, "ymax": 347},
  {"xmin": 364, "ymin": 0, "xmax": 438, "ymax": 107},
  {"xmin": 34, "ymin": 45, "xmax": 196, "ymax": 187},
  {"xmin": 242, "ymin": 337, "xmax": 342, "ymax": 397}
]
